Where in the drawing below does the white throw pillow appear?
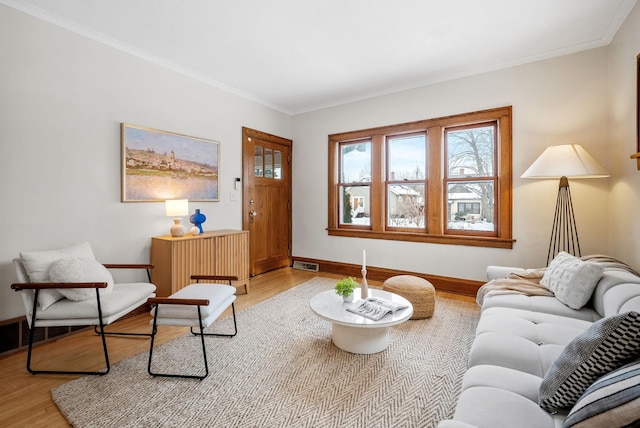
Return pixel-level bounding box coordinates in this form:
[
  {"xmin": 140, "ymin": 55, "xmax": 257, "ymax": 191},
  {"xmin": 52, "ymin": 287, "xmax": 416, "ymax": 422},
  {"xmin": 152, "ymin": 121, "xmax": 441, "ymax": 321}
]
[
  {"xmin": 540, "ymin": 252, "xmax": 604, "ymax": 310},
  {"xmin": 20, "ymin": 242, "xmax": 96, "ymax": 309},
  {"xmin": 48, "ymin": 257, "xmax": 114, "ymax": 301}
]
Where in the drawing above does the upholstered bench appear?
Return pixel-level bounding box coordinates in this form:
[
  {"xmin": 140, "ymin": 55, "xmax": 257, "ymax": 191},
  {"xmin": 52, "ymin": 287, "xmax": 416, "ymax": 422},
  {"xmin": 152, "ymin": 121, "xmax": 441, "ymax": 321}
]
[
  {"xmin": 147, "ymin": 275, "xmax": 238, "ymax": 379},
  {"xmin": 382, "ymin": 275, "xmax": 435, "ymax": 320}
]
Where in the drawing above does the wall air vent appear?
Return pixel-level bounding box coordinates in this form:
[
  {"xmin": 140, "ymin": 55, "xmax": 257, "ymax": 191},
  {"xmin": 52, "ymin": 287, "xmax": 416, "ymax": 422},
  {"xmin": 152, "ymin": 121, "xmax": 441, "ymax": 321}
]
[{"xmin": 292, "ymin": 261, "xmax": 319, "ymax": 272}]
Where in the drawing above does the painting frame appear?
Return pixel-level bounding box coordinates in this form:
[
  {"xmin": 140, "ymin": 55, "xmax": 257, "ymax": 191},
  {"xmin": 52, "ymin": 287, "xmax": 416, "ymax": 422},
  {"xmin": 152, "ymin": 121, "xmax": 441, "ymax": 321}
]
[
  {"xmin": 630, "ymin": 53, "xmax": 640, "ymax": 169},
  {"xmin": 121, "ymin": 123, "xmax": 220, "ymax": 202},
  {"xmin": 637, "ymin": 53, "xmax": 640, "ymax": 157}
]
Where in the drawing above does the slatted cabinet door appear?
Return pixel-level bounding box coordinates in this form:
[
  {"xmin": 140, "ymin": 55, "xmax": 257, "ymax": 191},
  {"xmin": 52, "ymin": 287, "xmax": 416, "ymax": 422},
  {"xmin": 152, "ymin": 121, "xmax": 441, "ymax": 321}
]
[{"xmin": 151, "ymin": 230, "xmax": 250, "ymax": 296}]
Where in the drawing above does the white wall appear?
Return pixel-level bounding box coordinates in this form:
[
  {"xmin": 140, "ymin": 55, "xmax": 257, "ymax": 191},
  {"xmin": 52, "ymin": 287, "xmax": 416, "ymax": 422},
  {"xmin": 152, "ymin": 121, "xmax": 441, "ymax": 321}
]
[
  {"xmin": 3, "ymin": 2, "xmax": 639, "ymax": 322},
  {"xmin": 608, "ymin": 3, "xmax": 640, "ymax": 264},
  {"xmin": 0, "ymin": 5, "xmax": 292, "ymax": 321},
  {"xmin": 292, "ymin": 48, "xmax": 613, "ymax": 283}
]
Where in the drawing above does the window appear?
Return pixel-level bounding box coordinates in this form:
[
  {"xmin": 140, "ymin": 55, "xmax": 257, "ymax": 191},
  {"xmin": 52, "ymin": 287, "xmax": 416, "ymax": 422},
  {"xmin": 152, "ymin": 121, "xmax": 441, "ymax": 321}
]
[
  {"xmin": 339, "ymin": 139, "xmax": 371, "ymax": 225},
  {"xmin": 254, "ymin": 146, "xmax": 282, "ymax": 180},
  {"xmin": 387, "ymin": 133, "xmax": 426, "ymax": 230},
  {"xmin": 328, "ymin": 106, "xmax": 513, "ymax": 248}
]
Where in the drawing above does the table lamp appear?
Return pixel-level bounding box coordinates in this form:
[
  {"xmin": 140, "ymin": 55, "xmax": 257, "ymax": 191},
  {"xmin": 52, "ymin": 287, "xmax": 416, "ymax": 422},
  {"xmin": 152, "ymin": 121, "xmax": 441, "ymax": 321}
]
[
  {"xmin": 521, "ymin": 144, "xmax": 609, "ymax": 265},
  {"xmin": 165, "ymin": 199, "xmax": 189, "ymax": 237}
]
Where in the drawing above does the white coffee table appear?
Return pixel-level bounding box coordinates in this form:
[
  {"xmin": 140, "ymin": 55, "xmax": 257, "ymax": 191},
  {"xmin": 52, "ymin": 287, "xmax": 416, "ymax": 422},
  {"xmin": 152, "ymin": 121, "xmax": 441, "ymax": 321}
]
[{"xmin": 309, "ymin": 287, "xmax": 413, "ymax": 354}]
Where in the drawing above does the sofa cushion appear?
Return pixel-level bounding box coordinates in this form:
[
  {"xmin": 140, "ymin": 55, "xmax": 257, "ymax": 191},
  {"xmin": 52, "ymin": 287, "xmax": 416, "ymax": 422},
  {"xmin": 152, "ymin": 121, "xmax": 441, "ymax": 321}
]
[
  {"xmin": 469, "ymin": 332, "xmax": 564, "ymax": 377},
  {"xmin": 450, "ymin": 386, "xmax": 560, "ymax": 428},
  {"xmin": 541, "ymin": 252, "xmax": 604, "ymax": 310},
  {"xmin": 461, "ymin": 365, "xmax": 543, "ymax": 403},
  {"xmin": 563, "ymin": 359, "xmax": 640, "ymax": 428},
  {"xmin": 476, "ymin": 308, "xmax": 592, "ymax": 345},
  {"xmin": 48, "ymin": 257, "xmax": 114, "ymax": 301},
  {"xmin": 539, "ymin": 311, "xmax": 640, "ymax": 411},
  {"xmin": 20, "ymin": 242, "xmax": 96, "ymax": 310},
  {"xmin": 480, "ymin": 295, "xmax": 600, "ymax": 321}
]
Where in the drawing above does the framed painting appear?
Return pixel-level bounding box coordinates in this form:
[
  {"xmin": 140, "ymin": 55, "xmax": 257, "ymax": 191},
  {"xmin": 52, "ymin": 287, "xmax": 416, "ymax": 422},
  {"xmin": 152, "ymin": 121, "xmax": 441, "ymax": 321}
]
[{"xmin": 121, "ymin": 123, "xmax": 219, "ymax": 202}]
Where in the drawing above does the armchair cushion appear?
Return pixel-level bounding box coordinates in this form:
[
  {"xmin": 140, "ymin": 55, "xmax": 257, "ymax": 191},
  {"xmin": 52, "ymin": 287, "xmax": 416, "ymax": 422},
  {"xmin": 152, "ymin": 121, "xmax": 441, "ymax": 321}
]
[
  {"xmin": 20, "ymin": 242, "xmax": 96, "ymax": 309},
  {"xmin": 541, "ymin": 252, "xmax": 604, "ymax": 310},
  {"xmin": 34, "ymin": 282, "xmax": 156, "ymax": 326},
  {"xmin": 49, "ymin": 257, "xmax": 115, "ymax": 301}
]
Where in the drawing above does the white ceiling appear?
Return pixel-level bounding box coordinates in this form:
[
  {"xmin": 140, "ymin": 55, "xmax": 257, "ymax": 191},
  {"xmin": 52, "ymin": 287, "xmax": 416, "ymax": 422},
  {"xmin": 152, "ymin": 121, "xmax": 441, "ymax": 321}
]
[{"xmin": 3, "ymin": 0, "xmax": 637, "ymax": 114}]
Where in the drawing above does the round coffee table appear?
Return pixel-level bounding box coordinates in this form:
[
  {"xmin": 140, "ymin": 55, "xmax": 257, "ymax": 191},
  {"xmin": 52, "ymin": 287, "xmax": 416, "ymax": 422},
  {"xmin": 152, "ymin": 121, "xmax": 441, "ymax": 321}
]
[{"xmin": 309, "ymin": 287, "xmax": 413, "ymax": 354}]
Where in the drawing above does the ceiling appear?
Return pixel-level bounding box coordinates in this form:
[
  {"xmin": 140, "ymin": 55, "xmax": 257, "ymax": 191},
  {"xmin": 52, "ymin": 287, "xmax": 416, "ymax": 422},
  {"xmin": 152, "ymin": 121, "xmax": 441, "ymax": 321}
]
[{"xmin": 3, "ymin": 0, "xmax": 637, "ymax": 114}]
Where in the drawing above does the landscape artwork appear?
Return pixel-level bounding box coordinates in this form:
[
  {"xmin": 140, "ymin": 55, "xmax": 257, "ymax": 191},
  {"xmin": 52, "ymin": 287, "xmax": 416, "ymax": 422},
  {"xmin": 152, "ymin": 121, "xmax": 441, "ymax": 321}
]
[{"xmin": 121, "ymin": 123, "xmax": 219, "ymax": 202}]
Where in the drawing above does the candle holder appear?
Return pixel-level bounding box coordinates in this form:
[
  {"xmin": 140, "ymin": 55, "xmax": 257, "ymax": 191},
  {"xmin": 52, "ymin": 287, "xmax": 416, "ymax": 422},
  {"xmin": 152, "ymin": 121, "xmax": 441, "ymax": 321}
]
[{"xmin": 361, "ymin": 268, "xmax": 369, "ymax": 299}]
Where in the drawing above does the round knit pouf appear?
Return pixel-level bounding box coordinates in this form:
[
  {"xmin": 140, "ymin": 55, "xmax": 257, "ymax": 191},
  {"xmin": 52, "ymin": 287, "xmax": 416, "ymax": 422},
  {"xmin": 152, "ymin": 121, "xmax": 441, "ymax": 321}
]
[{"xmin": 382, "ymin": 275, "xmax": 435, "ymax": 319}]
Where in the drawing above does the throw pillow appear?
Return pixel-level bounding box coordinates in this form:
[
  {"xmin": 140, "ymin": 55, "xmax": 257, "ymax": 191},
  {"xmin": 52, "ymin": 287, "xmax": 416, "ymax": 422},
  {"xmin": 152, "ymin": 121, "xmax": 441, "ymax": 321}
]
[
  {"xmin": 539, "ymin": 311, "xmax": 640, "ymax": 412},
  {"xmin": 20, "ymin": 242, "xmax": 96, "ymax": 309},
  {"xmin": 48, "ymin": 257, "xmax": 114, "ymax": 301},
  {"xmin": 540, "ymin": 252, "xmax": 604, "ymax": 309},
  {"xmin": 564, "ymin": 359, "xmax": 640, "ymax": 428}
]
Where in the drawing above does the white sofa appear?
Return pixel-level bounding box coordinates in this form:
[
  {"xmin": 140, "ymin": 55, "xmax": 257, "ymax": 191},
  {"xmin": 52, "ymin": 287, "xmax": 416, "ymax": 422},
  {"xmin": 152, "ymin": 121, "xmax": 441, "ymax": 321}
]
[{"xmin": 438, "ymin": 262, "xmax": 640, "ymax": 428}]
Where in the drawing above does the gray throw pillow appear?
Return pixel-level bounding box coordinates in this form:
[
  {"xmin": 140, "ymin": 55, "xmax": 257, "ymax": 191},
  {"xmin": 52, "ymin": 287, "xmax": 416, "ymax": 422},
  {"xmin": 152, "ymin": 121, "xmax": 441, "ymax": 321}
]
[
  {"xmin": 539, "ymin": 311, "xmax": 640, "ymax": 411},
  {"xmin": 540, "ymin": 252, "xmax": 604, "ymax": 309}
]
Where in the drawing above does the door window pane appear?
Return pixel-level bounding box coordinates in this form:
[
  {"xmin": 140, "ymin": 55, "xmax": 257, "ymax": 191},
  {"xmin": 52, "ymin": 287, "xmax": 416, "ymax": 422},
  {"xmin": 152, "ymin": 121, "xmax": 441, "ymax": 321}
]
[
  {"xmin": 274, "ymin": 150, "xmax": 282, "ymax": 179},
  {"xmin": 254, "ymin": 146, "xmax": 263, "ymax": 177},
  {"xmin": 264, "ymin": 148, "xmax": 273, "ymax": 178}
]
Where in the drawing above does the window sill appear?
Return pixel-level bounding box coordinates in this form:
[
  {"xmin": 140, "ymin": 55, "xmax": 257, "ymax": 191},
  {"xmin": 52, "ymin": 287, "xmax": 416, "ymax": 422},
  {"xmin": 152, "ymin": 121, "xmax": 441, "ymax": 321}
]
[{"xmin": 327, "ymin": 228, "xmax": 515, "ymax": 249}]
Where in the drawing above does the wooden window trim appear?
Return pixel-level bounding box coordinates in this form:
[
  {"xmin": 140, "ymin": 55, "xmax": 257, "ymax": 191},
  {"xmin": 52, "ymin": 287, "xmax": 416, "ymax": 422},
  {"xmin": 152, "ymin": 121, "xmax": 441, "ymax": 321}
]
[{"xmin": 328, "ymin": 106, "xmax": 514, "ymax": 249}]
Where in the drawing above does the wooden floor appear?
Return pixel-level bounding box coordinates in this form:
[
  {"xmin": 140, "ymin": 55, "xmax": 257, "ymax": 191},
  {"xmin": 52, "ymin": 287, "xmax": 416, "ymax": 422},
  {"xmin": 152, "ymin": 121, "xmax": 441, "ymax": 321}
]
[{"xmin": 0, "ymin": 268, "xmax": 475, "ymax": 428}]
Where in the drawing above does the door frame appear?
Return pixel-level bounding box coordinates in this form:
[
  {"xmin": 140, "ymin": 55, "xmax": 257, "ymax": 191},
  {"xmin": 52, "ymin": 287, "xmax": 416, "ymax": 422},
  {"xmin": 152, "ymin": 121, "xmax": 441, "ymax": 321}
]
[{"xmin": 241, "ymin": 127, "xmax": 293, "ymax": 275}]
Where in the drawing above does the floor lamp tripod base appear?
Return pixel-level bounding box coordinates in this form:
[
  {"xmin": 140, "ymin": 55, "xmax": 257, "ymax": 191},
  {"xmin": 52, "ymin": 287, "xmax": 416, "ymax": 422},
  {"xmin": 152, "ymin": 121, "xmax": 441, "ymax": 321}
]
[{"xmin": 547, "ymin": 176, "xmax": 581, "ymax": 265}]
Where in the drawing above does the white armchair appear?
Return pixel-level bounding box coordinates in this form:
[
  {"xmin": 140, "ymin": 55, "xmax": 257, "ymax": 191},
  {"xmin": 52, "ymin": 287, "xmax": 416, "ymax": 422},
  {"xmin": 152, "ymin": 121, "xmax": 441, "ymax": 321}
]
[{"xmin": 11, "ymin": 242, "xmax": 156, "ymax": 375}]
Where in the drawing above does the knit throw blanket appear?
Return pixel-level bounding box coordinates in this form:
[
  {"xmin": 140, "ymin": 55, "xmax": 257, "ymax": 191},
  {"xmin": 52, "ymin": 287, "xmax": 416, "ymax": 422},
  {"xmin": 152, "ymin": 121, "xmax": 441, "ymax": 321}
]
[{"xmin": 476, "ymin": 255, "xmax": 640, "ymax": 307}]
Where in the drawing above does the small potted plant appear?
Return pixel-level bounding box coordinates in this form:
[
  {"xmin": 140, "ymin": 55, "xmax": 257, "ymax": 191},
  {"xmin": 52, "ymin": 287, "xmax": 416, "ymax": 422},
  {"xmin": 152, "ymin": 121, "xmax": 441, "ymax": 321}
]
[{"xmin": 335, "ymin": 277, "xmax": 358, "ymax": 303}]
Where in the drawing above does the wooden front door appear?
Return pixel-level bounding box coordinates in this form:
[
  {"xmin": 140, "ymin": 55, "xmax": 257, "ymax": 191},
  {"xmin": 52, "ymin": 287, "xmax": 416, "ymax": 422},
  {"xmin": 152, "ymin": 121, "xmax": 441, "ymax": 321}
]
[{"xmin": 242, "ymin": 127, "xmax": 292, "ymax": 275}]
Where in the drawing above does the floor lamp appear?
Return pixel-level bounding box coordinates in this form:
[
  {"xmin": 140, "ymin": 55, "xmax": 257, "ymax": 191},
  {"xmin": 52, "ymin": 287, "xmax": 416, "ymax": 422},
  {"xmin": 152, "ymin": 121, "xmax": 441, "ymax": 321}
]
[{"xmin": 521, "ymin": 144, "xmax": 609, "ymax": 265}]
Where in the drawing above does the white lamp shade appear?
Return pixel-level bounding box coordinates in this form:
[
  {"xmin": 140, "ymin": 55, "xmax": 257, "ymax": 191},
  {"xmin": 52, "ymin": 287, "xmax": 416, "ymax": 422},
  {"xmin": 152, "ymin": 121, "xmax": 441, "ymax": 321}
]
[
  {"xmin": 521, "ymin": 144, "xmax": 609, "ymax": 179},
  {"xmin": 165, "ymin": 199, "xmax": 189, "ymax": 217}
]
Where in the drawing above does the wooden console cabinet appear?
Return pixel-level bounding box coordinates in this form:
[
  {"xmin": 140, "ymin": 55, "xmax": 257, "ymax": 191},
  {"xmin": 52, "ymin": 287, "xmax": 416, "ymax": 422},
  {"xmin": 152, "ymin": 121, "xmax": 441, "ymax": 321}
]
[{"xmin": 151, "ymin": 229, "xmax": 250, "ymax": 297}]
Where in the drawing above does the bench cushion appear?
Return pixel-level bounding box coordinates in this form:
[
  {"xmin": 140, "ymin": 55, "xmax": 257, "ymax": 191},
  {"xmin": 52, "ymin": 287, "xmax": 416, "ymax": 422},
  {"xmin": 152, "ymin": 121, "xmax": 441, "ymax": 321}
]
[{"xmin": 151, "ymin": 283, "xmax": 236, "ymax": 327}]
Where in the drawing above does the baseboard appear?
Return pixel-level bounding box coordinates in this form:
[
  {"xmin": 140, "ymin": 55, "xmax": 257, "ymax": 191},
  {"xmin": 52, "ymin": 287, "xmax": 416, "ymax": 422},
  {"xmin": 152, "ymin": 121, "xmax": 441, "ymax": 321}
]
[
  {"xmin": 0, "ymin": 316, "xmax": 89, "ymax": 357},
  {"xmin": 291, "ymin": 256, "xmax": 483, "ymax": 297}
]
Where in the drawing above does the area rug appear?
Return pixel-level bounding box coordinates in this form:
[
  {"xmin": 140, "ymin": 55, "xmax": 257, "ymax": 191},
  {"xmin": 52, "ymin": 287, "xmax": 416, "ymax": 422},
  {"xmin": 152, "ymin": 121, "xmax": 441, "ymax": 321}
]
[{"xmin": 52, "ymin": 277, "xmax": 480, "ymax": 428}]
